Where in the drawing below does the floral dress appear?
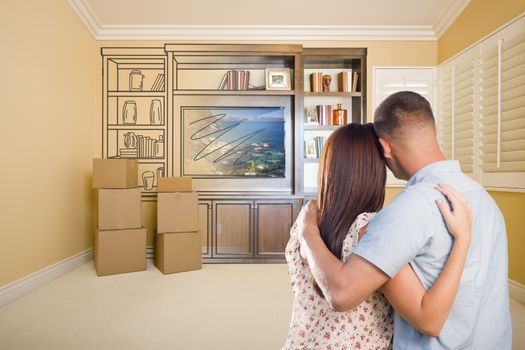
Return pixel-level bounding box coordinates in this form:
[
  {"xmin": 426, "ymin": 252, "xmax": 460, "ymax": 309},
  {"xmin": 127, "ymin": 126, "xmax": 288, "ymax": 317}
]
[{"xmin": 283, "ymin": 212, "xmax": 393, "ymax": 350}]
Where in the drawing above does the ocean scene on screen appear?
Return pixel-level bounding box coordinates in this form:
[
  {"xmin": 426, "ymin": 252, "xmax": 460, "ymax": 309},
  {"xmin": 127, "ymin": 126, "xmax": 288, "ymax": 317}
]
[{"xmin": 182, "ymin": 107, "xmax": 286, "ymax": 177}]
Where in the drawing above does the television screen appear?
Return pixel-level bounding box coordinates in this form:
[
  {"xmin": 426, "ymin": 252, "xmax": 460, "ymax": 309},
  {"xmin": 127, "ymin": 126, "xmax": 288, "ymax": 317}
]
[{"xmin": 182, "ymin": 107, "xmax": 286, "ymax": 178}]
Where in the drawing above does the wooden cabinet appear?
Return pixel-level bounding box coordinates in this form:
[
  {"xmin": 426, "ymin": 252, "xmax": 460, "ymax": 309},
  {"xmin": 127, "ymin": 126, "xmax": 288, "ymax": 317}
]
[
  {"xmin": 199, "ymin": 201, "xmax": 212, "ymax": 257},
  {"xmin": 214, "ymin": 201, "xmax": 253, "ymax": 257},
  {"xmin": 204, "ymin": 198, "xmax": 302, "ymax": 262},
  {"xmin": 255, "ymin": 201, "xmax": 301, "ymax": 257}
]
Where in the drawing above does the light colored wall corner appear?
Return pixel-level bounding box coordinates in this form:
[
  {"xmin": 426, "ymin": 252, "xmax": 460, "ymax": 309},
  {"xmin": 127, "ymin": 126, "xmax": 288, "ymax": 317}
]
[
  {"xmin": 489, "ymin": 191, "xmax": 525, "ymax": 285},
  {"xmin": 0, "ymin": 0, "xmax": 98, "ymax": 286},
  {"xmin": 0, "ymin": 249, "xmax": 92, "ymax": 307},
  {"xmin": 509, "ymin": 279, "xmax": 525, "ymax": 304},
  {"xmin": 438, "ymin": 0, "xmax": 525, "ymax": 63}
]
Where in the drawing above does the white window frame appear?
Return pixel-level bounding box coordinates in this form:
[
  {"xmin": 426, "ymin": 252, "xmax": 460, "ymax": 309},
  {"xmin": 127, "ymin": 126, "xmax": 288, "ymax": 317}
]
[{"xmin": 372, "ymin": 66, "xmax": 437, "ymax": 187}]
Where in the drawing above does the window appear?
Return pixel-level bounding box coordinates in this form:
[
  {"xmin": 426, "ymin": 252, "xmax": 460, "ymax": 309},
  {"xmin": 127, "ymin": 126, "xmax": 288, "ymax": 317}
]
[
  {"xmin": 479, "ymin": 16, "xmax": 525, "ymax": 190},
  {"xmin": 438, "ymin": 14, "xmax": 525, "ymax": 190},
  {"xmin": 373, "ymin": 67, "xmax": 436, "ymax": 186}
]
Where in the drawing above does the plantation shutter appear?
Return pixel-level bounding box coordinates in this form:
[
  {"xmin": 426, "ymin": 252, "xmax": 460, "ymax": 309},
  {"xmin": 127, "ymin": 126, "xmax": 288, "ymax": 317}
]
[
  {"xmin": 453, "ymin": 54, "xmax": 475, "ymax": 174},
  {"xmin": 437, "ymin": 63, "xmax": 453, "ymax": 159},
  {"xmin": 437, "ymin": 50, "xmax": 476, "ymax": 176},
  {"xmin": 480, "ymin": 16, "xmax": 525, "ymax": 189}
]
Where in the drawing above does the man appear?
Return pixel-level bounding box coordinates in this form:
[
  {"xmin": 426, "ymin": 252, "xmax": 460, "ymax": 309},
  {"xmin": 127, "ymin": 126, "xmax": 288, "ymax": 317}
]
[{"xmin": 297, "ymin": 91, "xmax": 512, "ymax": 349}]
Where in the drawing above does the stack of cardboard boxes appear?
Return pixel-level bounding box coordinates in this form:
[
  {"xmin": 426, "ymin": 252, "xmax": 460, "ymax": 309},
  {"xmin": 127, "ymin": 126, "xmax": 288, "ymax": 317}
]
[
  {"xmin": 92, "ymin": 159, "xmax": 147, "ymax": 276},
  {"xmin": 155, "ymin": 177, "xmax": 202, "ymax": 274}
]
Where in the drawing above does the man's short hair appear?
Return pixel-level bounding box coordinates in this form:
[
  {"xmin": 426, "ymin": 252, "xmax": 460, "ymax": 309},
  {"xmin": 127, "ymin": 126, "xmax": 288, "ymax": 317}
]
[{"xmin": 373, "ymin": 91, "xmax": 435, "ymax": 138}]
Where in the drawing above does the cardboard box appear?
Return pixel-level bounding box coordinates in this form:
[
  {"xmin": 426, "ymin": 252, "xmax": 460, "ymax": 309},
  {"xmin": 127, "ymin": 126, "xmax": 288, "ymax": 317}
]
[
  {"xmin": 155, "ymin": 231, "xmax": 202, "ymax": 274},
  {"xmin": 158, "ymin": 177, "xmax": 193, "ymax": 192},
  {"xmin": 94, "ymin": 227, "xmax": 147, "ymax": 276},
  {"xmin": 157, "ymin": 192, "xmax": 198, "ymax": 233},
  {"xmin": 98, "ymin": 188, "xmax": 142, "ymax": 230},
  {"xmin": 92, "ymin": 159, "xmax": 138, "ymax": 189}
]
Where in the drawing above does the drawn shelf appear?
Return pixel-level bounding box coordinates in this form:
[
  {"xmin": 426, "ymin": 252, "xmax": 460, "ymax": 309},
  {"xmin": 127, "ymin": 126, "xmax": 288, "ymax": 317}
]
[
  {"xmin": 102, "ymin": 47, "xmax": 169, "ymax": 197},
  {"xmin": 304, "ymin": 91, "xmax": 361, "ymax": 97},
  {"xmin": 108, "ymin": 91, "xmax": 165, "ymax": 97},
  {"xmin": 107, "ymin": 125, "xmax": 165, "ymax": 130},
  {"xmin": 172, "ymin": 90, "xmax": 295, "ymax": 96},
  {"xmin": 303, "ymin": 125, "xmax": 340, "ymax": 131}
]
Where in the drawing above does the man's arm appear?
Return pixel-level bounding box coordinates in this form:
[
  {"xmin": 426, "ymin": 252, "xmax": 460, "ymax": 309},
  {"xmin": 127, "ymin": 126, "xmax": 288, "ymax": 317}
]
[{"xmin": 297, "ymin": 201, "xmax": 390, "ymax": 311}]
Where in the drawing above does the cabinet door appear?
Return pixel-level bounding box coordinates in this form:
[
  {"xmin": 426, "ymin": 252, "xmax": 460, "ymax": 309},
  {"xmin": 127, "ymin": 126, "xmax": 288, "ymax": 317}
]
[
  {"xmin": 213, "ymin": 201, "xmax": 253, "ymax": 257},
  {"xmin": 255, "ymin": 199, "xmax": 302, "ymax": 257},
  {"xmin": 199, "ymin": 201, "xmax": 212, "ymax": 257}
]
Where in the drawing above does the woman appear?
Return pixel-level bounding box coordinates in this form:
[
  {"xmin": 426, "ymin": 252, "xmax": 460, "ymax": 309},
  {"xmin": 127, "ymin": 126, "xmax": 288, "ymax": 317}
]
[{"xmin": 284, "ymin": 123, "xmax": 472, "ymax": 349}]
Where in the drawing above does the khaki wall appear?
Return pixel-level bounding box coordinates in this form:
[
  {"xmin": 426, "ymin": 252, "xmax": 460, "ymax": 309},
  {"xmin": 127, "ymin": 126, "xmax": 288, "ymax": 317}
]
[
  {"xmin": 0, "ymin": 0, "xmax": 97, "ymax": 286},
  {"xmin": 438, "ymin": 0, "xmax": 525, "ymax": 63},
  {"xmin": 489, "ymin": 191, "xmax": 525, "ymax": 284},
  {"xmin": 438, "ymin": 0, "xmax": 525, "ymax": 284}
]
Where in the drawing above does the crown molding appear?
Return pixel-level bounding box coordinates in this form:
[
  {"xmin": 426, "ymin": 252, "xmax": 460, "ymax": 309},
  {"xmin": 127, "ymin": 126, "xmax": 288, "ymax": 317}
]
[
  {"xmin": 433, "ymin": 0, "xmax": 471, "ymax": 39},
  {"xmin": 67, "ymin": 0, "xmax": 102, "ymax": 38},
  {"xmin": 95, "ymin": 24, "xmax": 437, "ymax": 41},
  {"xmin": 68, "ymin": 0, "xmax": 437, "ymax": 41}
]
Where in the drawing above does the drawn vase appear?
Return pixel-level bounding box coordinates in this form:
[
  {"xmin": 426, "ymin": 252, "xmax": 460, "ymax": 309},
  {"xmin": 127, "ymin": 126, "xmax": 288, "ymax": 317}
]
[
  {"xmin": 123, "ymin": 100, "xmax": 137, "ymax": 125},
  {"xmin": 142, "ymin": 171, "xmax": 155, "ymax": 191},
  {"xmin": 150, "ymin": 99, "xmax": 163, "ymax": 125},
  {"xmin": 123, "ymin": 132, "xmax": 137, "ymax": 148}
]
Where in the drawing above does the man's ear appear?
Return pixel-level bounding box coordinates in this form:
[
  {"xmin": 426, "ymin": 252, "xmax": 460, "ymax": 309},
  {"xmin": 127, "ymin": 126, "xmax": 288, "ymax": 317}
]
[{"xmin": 378, "ymin": 137, "xmax": 392, "ymax": 159}]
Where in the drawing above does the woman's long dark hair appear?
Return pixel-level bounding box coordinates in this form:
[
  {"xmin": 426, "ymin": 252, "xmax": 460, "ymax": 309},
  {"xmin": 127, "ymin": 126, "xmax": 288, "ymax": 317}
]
[{"xmin": 314, "ymin": 123, "xmax": 387, "ymax": 297}]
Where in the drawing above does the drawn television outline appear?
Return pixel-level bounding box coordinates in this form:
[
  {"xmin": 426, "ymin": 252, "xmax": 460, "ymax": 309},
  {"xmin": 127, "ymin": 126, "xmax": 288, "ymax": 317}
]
[{"xmin": 180, "ymin": 106, "xmax": 287, "ymax": 178}]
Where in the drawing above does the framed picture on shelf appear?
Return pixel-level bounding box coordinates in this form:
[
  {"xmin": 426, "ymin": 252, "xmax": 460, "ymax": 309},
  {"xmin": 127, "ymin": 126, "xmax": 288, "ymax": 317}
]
[
  {"xmin": 265, "ymin": 68, "xmax": 291, "ymax": 90},
  {"xmin": 305, "ymin": 106, "xmax": 319, "ymax": 124},
  {"xmin": 304, "ymin": 139, "xmax": 318, "ymax": 159}
]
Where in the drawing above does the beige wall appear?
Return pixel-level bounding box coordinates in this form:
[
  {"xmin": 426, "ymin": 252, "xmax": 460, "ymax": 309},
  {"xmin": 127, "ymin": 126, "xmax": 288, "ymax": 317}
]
[
  {"xmin": 438, "ymin": 0, "xmax": 525, "ymax": 284},
  {"xmin": 4, "ymin": 0, "xmax": 520, "ymax": 288},
  {"xmin": 438, "ymin": 0, "xmax": 525, "ymax": 63},
  {"xmin": 0, "ymin": 0, "xmax": 97, "ymax": 286}
]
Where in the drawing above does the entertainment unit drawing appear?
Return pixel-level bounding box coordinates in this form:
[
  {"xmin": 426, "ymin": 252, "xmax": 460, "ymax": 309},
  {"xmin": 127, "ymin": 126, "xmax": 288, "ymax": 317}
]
[{"xmin": 101, "ymin": 45, "xmax": 366, "ymax": 262}]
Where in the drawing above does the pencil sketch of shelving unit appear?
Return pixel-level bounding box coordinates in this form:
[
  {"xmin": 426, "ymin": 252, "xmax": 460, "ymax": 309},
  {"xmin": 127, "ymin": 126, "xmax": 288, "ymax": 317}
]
[{"xmin": 102, "ymin": 48, "xmax": 168, "ymax": 194}]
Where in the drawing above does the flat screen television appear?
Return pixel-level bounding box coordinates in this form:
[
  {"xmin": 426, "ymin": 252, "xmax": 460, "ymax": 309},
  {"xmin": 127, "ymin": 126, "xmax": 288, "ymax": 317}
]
[
  {"xmin": 174, "ymin": 95, "xmax": 293, "ymax": 193},
  {"xmin": 182, "ymin": 107, "xmax": 285, "ymax": 178}
]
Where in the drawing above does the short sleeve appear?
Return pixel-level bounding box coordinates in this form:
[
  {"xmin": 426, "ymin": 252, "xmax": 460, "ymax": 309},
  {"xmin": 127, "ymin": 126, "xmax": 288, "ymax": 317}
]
[{"xmin": 352, "ymin": 189, "xmax": 433, "ymax": 278}]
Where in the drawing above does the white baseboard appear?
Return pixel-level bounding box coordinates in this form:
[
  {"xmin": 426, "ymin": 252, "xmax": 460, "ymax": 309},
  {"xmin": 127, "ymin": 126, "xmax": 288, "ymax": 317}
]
[
  {"xmin": 509, "ymin": 279, "xmax": 525, "ymax": 304},
  {"xmin": 0, "ymin": 248, "xmax": 93, "ymax": 307}
]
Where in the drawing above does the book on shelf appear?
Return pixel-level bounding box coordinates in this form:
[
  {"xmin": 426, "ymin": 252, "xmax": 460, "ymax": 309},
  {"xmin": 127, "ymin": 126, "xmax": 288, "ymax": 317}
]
[
  {"xmin": 316, "ymin": 105, "xmax": 332, "ymax": 125},
  {"xmin": 119, "ymin": 148, "xmax": 138, "ymax": 158},
  {"xmin": 218, "ymin": 73, "xmax": 228, "ymax": 90},
  {"xmin": 310, "ymin": 72, "xmax": 323, "ymax": 92},
  {"xmin": 221, "ymin": 70, "xmax": 251, "ymax": 91},
  {"xmin": 151, "ymin": 74, "xmax": 165, "ymax": 91},
  {"xmin": 352, "ymin": 71, "xmax": 360, "ymax": 92},
  {"xmin": 337, "ymin": 71, "xmax": 352, "ymax": 92}
]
